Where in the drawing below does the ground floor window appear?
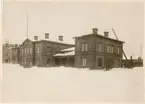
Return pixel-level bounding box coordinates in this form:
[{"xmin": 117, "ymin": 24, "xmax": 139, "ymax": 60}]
[
  {"xmin": 98, "ymin": 58, "xmax": 102, "ymax": 67},
  {"xmin": 36, "ymin": 60, "xmax": 39, "ymax": 65},
  {"xmin": 82, "ymin": 57, "xmax": 87, "ymax": 67},
  {"xmin": 46, "ymin": 59, "xmax": 50, "ymax": 64}
]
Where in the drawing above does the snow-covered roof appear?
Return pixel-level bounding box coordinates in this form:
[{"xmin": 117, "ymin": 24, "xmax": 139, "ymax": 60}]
[
  {"xmin": 31, "ymin": 38, "xmax": 74, "ymax": 45},
  {"xmin": 54, "ymin": 51, "xmax": 74, "ymax": 56},
  {"xmin": 61, "ymin": 47, "xmax": 75, "ymax": 52}
]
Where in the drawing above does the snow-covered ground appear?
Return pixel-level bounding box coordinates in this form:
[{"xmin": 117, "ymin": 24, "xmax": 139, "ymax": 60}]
[{"xmin": 1, "ymin": 64, "xmax": 144, "ymax": 102}]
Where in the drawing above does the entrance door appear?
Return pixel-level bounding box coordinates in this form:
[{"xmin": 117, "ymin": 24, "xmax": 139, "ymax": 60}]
[{"xmin": 98, "ymin": 58, "xmax": 103, "ymax": 68}]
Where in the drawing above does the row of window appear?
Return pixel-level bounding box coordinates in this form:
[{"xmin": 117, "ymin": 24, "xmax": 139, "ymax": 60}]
[
  {"xmin": 21, "ymin": 59, "xmax": 33, "ymax": 66},
  {"xmin": 21, "ymin": 47, "xmax": 32, "ymax": 55},
  {"xmin": 4, "ymin": 51, "xmax": 9, "ymax": 56},
  {"xmin": 21, "ymin": 46, "xmax": 41, "ymax": 55},
  {"xmin": 82, "ymin": 57, "xmax": 102, "ymax": 67},
  {"xmin": 20, "ymin": 46, "xmax": 61, "ymax": 55},
  {"xmin": 81, "ymin": 43, "xmax": 120, "ymax": 54}
]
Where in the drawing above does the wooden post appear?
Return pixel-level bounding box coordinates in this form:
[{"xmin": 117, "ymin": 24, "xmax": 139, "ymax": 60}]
[
  {"xmin": 60, "ymin": 58, "xmax": 61, "ymax": 66},
  {"xmin": 67, "ymin": 57, "xmax": 69, "ymax": 67}
]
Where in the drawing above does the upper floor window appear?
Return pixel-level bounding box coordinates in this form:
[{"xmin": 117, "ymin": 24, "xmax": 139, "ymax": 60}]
[
  {"xmin": 36, "ymin": 46, "xmax": 40, "ymax": 53},
  {"xmin": 98, "ymin": 43, "xmax": 103, "ymax": 52},
  {"xmin": 81, "ymin": 43, "xmax": 88, "ymax": 52},
  {"xmin": 56, "ymin": 47, "xmax": 60, "ymax": 53},
  {"xmin": 111, "ymin": 46, "xmax": 114, "ymax": 53},
  {"xmin": 5, "ymin": 51, "xmax": 8, "ymax": 56},
  {"xmin": 107, "ymin": 45, "xmax": 110, "ymax": 53},
  {"xmin": 27, "ymin": 47, "xmax": 29, "ymax": 54},
  {"xmin": 107, "ymin": 45, "xmax": 114, "ymax": 53},
  {"xmin": 29, "ymin": 48, "xmax": 32, "ymax": 54},
  {"xmin": 25, "ymin": 48, "xmax": 27, "ymax": 54},
  {"xmin": 21, "ymin": 49, "xmax": 23, "ymax": 55},
  {"xmin": 117, "ymin": 47, "xmax": 120, "ymax": 54}
]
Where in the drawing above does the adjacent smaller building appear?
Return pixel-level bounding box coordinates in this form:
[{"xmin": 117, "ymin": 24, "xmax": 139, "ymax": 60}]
[
  {"xmin": 122, "ymin": 56, "xmax": 143, "ymax": 68},
  {"xmin": 3, "ymin": 43, "xmax": 15, "ymax": 63},
  {"xmin": 53, "ymin": 47, "xmax": 75, "ymax": 67}
]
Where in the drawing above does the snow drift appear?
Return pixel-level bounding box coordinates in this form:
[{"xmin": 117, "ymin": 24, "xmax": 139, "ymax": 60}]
[{"xmin": 1, "ymin": 64, "xmax": 144, "ymax": 102}]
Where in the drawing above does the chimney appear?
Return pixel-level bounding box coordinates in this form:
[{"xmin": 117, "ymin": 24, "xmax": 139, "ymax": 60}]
[
  {"xmin": 92, "ymin": 28, "xmax": 98, "ymax": 34},
  {"xmin": 34, "ymin": 36, "xmax": 38, "ymax": 40},
  {"xmin": 130, "ymin": 56, "xmax": 132, "ymax": 60},
  {"xmin": 104, "ymin": 31, "xmax": 109, "ymax": 37},
  {"xmin": 15, "ymin": 44, "xmax": 18, "ymax": 47},
  {"xmin": 45, "ymin": 33, "xmax": 49, "ymax": 39},
  {"xmin": 58, "ymin": 35, "xmax": 63, "ymax": 41}
]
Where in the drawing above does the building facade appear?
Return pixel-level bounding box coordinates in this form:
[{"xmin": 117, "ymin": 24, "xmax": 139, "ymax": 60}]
[
  {"xmin": 53, "ymin": 47, "xmax": 75, "ymax": 67},
  {"xmin": 3, "ymin": 43, "xmax": 15, "ymax": 63},
  {"xmin": 19, "ymin": 39, "xmax": 35, "ymax": 67},
  {"xmin": 11, "ymin": 44, "xmax": 20, "ymax": 64},
  {"xmin": 34, "ymin": 39, "xmax": 74, "ymax": 67},
  {"xmin": 19, "ymin": 34, "xmax": 74, "ymax": 68},
  {"xmin": 74, "ymin": 28, "xmax": 124, "ymax": 69}
]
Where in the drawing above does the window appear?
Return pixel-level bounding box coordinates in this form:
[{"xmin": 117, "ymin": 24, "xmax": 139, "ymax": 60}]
[
  {"xmin": 27, "ymin": 47, "xmax": 29, "ymax": 54},
  {"xmin": 98, "ymin": 43, "xmax": 103, "ymax": 52},
  {"xmin": 107, "ymin": 45, "xmax": 110, "ymax": 53},
  {"xmin": 36, "ymin": 46, "xmax": 40, "ymax": 53},
  {"xmin": 29, "ymin": 48, "xmax": 32, "ymax": 54},
  {"xmin": 46, "ymin": 59, "xmax": 50, "ymax": 64},
  {"xmin": 107, "ymin": 45, "xmax": 114, "ymax": 53},
  {"xmin": 56, "ymin": 48, "xmax": 60, "ymax": 53},
  {"xmin": 81, "ymin": 43, "xmax": 85, "ymax": 52},
  {"xmin": 111, "ymin": 46, "xmax": 114, "ymax": 53},
  {"xmin": 117, "ymin": 47, "xmax": 120, "ymax": 54},
  {"xmin": 21, "ymin": 49, "xmax": 23, "ymax": 55},
  {"xmin": 82, "ymin": 57, "xmax": 87, "ymax": 67},
  {"xmin": 85, "ymin": 43, "xmax": 88, "ymax": 52},
  {"xmin": 81, "ymin": 43, "xmax": 88, "ymax": 52},
  {"xmin": 25, "ymin": 48, "xmax": 27, "ymax": 54},
  {"xmin": 98, "ymin": 58, "xmax": 102, "ymax": 67}
]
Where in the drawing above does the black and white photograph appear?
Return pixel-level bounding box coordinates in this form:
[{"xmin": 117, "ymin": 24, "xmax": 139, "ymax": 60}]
[{"xmin": 1, "ymin": 0, "xmax": 144, "ymax": 103}]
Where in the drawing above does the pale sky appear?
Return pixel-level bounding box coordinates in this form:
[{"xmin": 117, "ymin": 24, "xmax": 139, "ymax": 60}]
[{"xmin": 3, "ymin": 1, "xmax": 144, "ymax": 58}]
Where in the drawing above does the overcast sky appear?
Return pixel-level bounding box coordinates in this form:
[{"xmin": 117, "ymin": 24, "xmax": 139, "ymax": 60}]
[{"xmin": 3, "ymin": 1, "xmax": 144, "ymax": 58}]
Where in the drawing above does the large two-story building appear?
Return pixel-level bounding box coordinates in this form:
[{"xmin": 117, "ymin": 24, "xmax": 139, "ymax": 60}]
[
  {"xmin": 19, "ymin": 33, "xmax": 74, "ymax": 67},
  {"xmin": 74, "ymin": 28, "xmax": 124, "ymax": 69}
]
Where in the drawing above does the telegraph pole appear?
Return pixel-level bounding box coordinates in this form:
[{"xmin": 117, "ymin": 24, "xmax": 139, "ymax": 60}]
[{"xmin": 26, "ymin": 11, "xmax": 28, "ymax": 39}]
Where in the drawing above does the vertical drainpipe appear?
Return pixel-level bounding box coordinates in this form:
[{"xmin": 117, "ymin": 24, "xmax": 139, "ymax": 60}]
[
  {"xmin": 93, "ymin": 35, "xmax": 96, "ymax": 69},
  {"xmin": 92, "ymin": 28, "xmax": 98, "ymax": 69}
]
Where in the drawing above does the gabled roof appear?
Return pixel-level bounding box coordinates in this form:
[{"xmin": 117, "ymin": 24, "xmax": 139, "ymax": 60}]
[
  {"xmin": 74, "ymin": 34, "xmax": 124, "ymax": 43},
  {"xmin": 20, "ymin": 38, "xmax": 33, "ymax": 47}
]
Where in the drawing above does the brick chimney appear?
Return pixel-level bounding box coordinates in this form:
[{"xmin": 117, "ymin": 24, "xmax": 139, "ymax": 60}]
[
  {"xmin": 34, "ymin": 36, "xmax": 38, "ymax": 40},
  {"xmin": 45, "ymin": 33, "xmax": 49, "ymax": 39},
  {"xmin": 58, "ymin": 35, "xmax": 63, "ymax": 41},
  {"xmin": 104, "ymin": 31, "xmax": 109, "ymax": 38},
  {"xmin": 15, "ymin": 44, "xmax": 18, "ymax": 47},
  {"xmin": 92, "ymin": 28, "xmax": 98, "ymax": 34}
]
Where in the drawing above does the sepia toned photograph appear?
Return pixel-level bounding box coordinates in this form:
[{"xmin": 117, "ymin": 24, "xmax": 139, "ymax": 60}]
[{"xmin": 1, "ymin": 0, "xmax": 144, "ymax": 103}]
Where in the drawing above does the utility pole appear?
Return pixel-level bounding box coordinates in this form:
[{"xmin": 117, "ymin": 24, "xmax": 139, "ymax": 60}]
[
  {"xmin": 26, "ymin": 11, "xmax": 28, "ymax": 39},
  {"xmin": 140, "ymin": 44, "xmax": 142, "ymax": 58}
]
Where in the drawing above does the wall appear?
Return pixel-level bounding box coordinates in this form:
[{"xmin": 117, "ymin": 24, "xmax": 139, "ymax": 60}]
[{"xmin": 75, "ymin": 34, "xmax": 123, "ymax": 69}]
